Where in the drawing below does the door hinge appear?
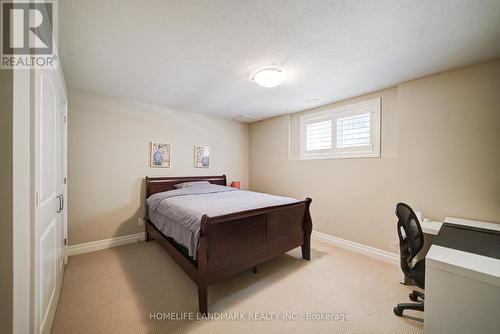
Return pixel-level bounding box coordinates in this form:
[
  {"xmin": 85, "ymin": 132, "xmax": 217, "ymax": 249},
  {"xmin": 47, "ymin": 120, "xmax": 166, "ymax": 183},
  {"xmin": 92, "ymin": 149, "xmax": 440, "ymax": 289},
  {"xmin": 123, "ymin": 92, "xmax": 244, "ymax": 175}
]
[
  {"xmin": 35, "ymin": 192, "xmax": 39, "ymax": 206},
  {"xmin": 64, "ymin": 238, "xmax": 67, "ymax": 246},
  {"xmin": 64, "ymin": 177, "xmax": 67, "ymax": 184},
  {"xmin": 64, "ymin": 116, "xmax": 67, "ymax": 123}
]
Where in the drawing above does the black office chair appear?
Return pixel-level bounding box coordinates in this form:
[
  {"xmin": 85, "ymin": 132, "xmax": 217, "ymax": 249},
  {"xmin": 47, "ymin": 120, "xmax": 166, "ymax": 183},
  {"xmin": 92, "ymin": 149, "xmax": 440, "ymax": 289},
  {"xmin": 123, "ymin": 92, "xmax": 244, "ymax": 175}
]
[{"xmin": 393, "ymin": 202, "xmax": 425, "ymax": 316}]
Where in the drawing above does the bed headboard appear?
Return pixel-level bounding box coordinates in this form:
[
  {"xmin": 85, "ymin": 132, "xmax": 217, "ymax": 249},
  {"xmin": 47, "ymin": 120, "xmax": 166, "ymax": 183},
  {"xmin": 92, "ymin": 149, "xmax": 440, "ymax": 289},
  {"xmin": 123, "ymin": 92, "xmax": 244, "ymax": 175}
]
[{"xmin": 145, "ymin": 175, "xmax": 227, "ymax": 198}]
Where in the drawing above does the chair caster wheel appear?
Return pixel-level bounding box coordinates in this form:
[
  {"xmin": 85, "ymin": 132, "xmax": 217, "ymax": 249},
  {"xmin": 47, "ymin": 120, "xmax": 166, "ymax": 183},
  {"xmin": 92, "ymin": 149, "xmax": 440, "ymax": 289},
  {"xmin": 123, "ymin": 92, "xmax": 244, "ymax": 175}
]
[
  {"xmin": 393, "ymin": 306, "xmax": 403, "ymax": 317},
  {"xmin": 409, "ymin": 292, "xmax": 419, "ymax": 302}
]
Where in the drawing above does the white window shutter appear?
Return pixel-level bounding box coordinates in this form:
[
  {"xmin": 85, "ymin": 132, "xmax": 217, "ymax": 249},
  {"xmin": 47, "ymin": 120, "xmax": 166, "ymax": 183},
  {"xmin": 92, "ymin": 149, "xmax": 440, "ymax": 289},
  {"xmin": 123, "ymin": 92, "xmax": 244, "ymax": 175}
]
[
  {"xmin": 300, "ymin": 98, "xmax": 381, "ymax": 160},
  {"xmin": 305, "ymin": 120, "xmax": 332, "ymax": 151},
  {"xmin": 336, "ymin": 112, "xmax": 371, "ymax": 148}
]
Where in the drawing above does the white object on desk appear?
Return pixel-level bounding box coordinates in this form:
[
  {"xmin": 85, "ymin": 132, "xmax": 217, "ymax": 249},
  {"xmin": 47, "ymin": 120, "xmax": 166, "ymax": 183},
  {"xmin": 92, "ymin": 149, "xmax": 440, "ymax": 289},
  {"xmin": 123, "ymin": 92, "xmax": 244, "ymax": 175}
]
[
  {"xmin": 420, "ymin": 220, "xmax": 442, "ymax": 235},
  {"xmin": 414, "ymin": 210, "xmax": 423, "ymax": 222},
  {"xmin": 413, "ymin": 211, "xmax": 442, "ymax": 235},
  {"xmin": 424, "ymin": 218, "xmax": 500, "ymax": 334}
]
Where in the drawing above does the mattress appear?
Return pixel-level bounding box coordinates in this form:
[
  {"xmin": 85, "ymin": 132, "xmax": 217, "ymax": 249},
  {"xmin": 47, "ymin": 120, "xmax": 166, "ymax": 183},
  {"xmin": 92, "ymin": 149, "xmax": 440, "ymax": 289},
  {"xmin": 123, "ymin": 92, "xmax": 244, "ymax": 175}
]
[{"xmin": 146, "ymin": 184, "xmax": 299, "ymax": 259}]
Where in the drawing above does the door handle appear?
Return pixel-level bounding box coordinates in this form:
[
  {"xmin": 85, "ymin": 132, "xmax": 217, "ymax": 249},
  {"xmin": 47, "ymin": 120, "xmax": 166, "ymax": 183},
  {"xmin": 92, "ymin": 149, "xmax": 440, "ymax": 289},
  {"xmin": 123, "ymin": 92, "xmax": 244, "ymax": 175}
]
[
  {"xmin": 56, "ymin": 194, "xmax": 64, "ymax": 213},
  {"xmin": 56, "ymin": 195, "xmax": 61, "ymax": 213}
]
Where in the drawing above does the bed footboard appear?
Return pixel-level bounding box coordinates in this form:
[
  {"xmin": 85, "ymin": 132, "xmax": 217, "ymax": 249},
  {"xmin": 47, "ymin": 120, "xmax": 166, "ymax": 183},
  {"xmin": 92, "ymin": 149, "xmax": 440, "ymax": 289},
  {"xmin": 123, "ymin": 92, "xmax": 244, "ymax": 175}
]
[{"xmin": 196, "ymin": 198, "xmax": 312, "ymax": 314}]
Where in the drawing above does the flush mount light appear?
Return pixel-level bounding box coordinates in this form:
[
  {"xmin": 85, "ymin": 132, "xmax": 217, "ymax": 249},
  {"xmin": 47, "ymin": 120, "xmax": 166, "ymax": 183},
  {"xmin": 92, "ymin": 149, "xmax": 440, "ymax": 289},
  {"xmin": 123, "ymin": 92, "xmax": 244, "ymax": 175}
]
[{"xmin": 252, "ymin": 67, "xmax": 286, "ymax": 88}]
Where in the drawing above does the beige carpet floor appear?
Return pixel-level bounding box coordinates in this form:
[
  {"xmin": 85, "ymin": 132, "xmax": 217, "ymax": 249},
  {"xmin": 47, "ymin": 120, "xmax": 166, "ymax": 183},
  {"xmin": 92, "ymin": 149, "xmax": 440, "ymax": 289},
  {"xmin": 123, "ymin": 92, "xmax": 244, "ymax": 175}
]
[{"xmin": 52, "ymin": 239, "xmax": 423, "ymax": 334}]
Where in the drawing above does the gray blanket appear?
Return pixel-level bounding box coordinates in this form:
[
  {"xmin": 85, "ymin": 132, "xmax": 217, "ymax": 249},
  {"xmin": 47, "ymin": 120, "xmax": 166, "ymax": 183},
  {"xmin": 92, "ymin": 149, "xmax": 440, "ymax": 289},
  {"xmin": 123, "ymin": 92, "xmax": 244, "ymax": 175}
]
[{"xmin": 146, "ymin": 184, "xmax": 299, "ymax": 258}]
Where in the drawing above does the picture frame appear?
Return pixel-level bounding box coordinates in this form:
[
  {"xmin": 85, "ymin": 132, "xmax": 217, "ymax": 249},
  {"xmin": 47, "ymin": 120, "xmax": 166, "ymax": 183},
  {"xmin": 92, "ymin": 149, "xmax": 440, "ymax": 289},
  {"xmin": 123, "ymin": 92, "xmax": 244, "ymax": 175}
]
[
  {"xmin": 194, "ymin": 145, "xmax": 210, "ymax": 168},
  {"xmin": 150, "ymin": 142, "xmax": 172, "ymax": 168}
]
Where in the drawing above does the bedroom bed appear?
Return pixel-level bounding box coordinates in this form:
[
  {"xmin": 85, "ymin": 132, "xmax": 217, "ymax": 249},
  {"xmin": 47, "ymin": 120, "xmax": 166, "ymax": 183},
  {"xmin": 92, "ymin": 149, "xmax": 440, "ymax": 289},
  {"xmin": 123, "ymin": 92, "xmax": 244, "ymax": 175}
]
[{"xmin": 144, "ymin": 175, "xmax": 312, "ymax": 314}]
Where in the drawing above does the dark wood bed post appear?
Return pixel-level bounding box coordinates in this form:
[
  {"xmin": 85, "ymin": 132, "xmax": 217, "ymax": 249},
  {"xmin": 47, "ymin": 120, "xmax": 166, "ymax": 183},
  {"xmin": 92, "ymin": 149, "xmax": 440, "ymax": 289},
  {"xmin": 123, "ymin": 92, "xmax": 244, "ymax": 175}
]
[
  {"xmin": 302, "ymin": 197, "xmax": 313, "ymax": 260},
  {"xmin": 197, "ymin": 214, "xmax": 209, "ymax": 315},
  {"xmin": 144, "ymin": 176, "xmax": 151, "ymax": 242},
  {"xmin": 145, "ymin": 217, "xmax": 151, "ymax": 241}
]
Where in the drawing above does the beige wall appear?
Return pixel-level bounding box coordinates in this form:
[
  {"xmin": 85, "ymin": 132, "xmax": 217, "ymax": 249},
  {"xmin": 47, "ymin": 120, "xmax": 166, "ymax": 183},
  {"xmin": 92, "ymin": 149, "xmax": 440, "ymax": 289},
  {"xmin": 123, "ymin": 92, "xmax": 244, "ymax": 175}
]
[
  {"xmin": 250, "ymin": 59, "xmax": 500, "ymax": 253},
  {"xmin": 0, "ymin": 69, "xmax": 13, "ymax": 334},
  {"xmin": 69, "ymin": 59, "xmax": 500, "ymax": 251},
  {"xmin": 68, "ymin": 91, "xmax": 249, "ymax": 245}
]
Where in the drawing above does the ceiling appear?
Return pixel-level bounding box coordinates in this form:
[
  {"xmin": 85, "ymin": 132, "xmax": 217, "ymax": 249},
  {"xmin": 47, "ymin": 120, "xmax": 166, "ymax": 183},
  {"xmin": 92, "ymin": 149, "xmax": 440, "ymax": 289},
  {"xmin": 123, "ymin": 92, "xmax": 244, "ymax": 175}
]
[{"xmin": 59, "ymin": 0, "xmax": 500, "ymax": 122}]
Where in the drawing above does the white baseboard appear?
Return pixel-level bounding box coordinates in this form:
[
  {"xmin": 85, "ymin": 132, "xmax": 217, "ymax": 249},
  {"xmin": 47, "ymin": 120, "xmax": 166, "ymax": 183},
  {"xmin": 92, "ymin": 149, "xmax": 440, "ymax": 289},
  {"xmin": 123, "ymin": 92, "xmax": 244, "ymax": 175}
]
[
  {"xmin": 312, "ymin": 230, "xmax": 398, "ymax": 265},
  {"xmin": 67, "ymin": 230, "xmax": 397, "ymax": 265},
  {"xmin": 67, "ymin": 232, "xmax": 146, "ymax": 257}
]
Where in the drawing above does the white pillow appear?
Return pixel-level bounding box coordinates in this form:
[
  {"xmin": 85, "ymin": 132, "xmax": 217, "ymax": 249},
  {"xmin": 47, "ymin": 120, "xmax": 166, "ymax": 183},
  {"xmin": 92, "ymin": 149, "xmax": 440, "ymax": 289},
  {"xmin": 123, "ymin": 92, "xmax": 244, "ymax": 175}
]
[{"xmin": 174, "ymin": 181, "xmax": 210, "ymax": 189}]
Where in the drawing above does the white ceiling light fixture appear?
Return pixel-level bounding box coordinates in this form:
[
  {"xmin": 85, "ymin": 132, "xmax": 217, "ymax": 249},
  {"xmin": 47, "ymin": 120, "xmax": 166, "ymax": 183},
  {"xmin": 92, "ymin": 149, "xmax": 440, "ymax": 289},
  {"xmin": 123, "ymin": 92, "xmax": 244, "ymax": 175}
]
[{"xmin": 252, "ymin": 67, "xmax": 286, "ymax": 88}]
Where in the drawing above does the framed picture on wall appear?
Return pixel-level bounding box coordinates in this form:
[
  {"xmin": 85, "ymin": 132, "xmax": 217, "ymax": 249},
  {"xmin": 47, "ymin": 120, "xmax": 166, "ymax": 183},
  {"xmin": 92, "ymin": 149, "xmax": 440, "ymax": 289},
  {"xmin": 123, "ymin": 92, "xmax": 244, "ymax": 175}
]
[
  {"xmin": 194, "ymin": 145, "xmax": 210, "ymax": 168},
  {"xmin": 150, "ymin": 142, "xmax": 172, "ymax": 167}
]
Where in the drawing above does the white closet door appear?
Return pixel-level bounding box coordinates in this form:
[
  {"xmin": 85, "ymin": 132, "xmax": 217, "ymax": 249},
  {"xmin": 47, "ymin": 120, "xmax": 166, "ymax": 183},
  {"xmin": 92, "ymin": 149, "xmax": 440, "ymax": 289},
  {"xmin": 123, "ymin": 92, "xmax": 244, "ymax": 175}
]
[{"xmin": 35, "ymin": 67, "xmax": 67, "ymax": 334}]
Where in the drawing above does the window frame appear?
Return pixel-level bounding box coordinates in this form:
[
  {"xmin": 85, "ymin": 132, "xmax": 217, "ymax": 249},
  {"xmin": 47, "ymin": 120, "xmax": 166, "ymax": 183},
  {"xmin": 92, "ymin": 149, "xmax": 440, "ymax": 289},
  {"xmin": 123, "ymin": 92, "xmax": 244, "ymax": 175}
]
[{"xmin": 300, "ymin": 98, "xmax": 381, "ymax": 160}]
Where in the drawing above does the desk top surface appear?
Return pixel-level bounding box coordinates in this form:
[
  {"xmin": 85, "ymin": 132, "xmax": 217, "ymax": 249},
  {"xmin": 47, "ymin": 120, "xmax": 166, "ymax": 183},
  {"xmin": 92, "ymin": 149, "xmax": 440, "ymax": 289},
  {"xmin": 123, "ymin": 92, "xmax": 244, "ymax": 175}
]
[
  {"xmin": 427, "ymin": 218, "xmax": 500, "ymax": 286},
  {"xmin": 434, "ymin": 223, "xmax": 500, "ymax": 260}
]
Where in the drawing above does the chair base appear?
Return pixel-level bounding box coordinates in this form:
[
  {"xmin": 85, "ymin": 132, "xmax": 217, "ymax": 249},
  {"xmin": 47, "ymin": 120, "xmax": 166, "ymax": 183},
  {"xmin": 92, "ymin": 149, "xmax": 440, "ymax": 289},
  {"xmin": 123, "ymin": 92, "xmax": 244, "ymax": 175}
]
[
  {"xmin": 409, "ymin": 290, "xmax": 424, "ymax": 302},
  {"xmin": 393, "ymin": 303, "xmax": 424, "ymax": 316},
  {"xmin": 394, "ymin": 290, "xmax": 424, "ymax": 317}
]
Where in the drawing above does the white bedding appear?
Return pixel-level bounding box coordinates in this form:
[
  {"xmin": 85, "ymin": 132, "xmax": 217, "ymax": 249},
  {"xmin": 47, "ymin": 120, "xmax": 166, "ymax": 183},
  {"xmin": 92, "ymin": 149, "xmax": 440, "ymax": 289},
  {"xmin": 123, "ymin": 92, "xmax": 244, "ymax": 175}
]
[{"xmin": 146, "ymin": 184, "xmax": 299, "ymax": 259}]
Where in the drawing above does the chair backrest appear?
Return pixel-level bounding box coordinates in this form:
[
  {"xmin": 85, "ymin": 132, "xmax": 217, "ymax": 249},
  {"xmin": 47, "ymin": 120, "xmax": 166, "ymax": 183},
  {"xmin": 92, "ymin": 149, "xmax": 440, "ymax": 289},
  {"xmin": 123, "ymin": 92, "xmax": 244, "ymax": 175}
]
[{"xmin": 395, "ymin": 203, "xmax": 425, "ymax": 277}]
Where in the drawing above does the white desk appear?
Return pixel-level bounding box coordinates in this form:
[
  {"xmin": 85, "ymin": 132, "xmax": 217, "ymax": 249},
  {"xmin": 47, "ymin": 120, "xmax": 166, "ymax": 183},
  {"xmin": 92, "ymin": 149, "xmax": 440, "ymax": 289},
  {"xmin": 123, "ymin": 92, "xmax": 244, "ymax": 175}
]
[
  {"xmin": 420, "ymin": 220, "xmax": 442, "ymax": 235},
  {"xmin": 424, "ymin": 218, "xmax": 500, "ymax": 334}
]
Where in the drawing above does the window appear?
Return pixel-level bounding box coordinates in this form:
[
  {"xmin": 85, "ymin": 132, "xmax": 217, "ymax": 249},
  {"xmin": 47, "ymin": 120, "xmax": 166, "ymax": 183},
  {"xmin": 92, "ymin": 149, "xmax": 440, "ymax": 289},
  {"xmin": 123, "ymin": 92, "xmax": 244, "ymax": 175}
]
[
  {"xmin": 300, "ymin": 98, "xmax": 380, "ymax": 159},
  {"xmin": 305, "ymin": 120, "xmax": 332, "ymax": 151}
]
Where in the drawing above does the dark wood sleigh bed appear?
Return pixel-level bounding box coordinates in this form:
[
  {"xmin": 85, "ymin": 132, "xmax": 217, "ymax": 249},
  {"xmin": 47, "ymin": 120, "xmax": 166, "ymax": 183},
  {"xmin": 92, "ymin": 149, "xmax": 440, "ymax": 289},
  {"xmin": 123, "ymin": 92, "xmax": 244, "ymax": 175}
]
[{"xmin": 144, "ymin": 175, "xmax": 312, "ymax": 314}]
